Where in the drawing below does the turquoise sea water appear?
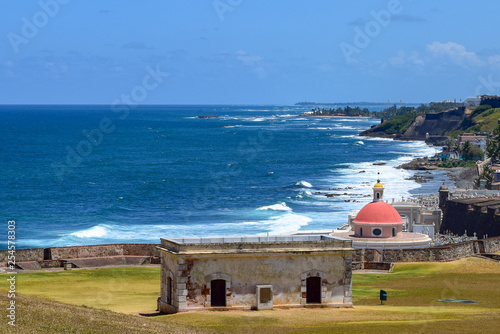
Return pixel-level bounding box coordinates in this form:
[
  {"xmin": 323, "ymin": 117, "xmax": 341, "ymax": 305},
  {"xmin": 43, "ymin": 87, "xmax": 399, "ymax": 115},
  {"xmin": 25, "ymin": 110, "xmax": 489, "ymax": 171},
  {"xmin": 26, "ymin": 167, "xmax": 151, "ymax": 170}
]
[{"xmin": 0, "ymin": 104, "xmax": 451, "ymax": 249}]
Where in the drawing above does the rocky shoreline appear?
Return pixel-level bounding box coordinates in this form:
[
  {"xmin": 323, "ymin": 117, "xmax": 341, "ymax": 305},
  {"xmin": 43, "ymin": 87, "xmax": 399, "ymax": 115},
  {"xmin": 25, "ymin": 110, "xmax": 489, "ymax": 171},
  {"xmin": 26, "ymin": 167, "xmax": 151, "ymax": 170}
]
[{"xmin": 398, "ymin": 157, "xmax": 477, "ymax": 190}]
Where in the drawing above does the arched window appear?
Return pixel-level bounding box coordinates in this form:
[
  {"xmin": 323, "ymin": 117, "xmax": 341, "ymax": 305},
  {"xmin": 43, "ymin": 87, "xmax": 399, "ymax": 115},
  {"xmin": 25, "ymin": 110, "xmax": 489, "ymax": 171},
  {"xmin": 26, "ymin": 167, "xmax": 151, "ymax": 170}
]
[
  {"xmin": 376, "ymin": 193, "xmax": 380, "ymax": 199},
  {"xmin": 360, "ymin": 227, "xmax": 363, "ymax": 237},
  {"xmin": 392, "ymin": 228, "xmax": 396, "ymax": 237}
]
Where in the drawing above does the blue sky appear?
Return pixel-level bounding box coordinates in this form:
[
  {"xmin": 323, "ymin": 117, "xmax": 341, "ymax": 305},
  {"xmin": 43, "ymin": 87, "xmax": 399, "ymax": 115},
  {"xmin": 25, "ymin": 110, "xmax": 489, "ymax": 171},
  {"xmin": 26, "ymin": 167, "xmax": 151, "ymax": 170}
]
[{"xmin": 2, "ymin": 0, "xmax": 500, "ymax": 104}]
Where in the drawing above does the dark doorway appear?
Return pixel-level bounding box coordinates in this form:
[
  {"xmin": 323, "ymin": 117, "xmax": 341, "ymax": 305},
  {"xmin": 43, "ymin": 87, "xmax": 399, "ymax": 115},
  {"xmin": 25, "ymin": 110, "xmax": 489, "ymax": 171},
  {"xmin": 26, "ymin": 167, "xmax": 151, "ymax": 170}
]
[
  {"xmin": 166, "ymin": 277, "xmax": 172, "ymax": 304},
  {"xmin": 306, "ymin": 277, "xmax": 321, "ymax": 304},
  {"xmin": 211, "ymin": 279, "xmax": 226, "ymax": 307}
]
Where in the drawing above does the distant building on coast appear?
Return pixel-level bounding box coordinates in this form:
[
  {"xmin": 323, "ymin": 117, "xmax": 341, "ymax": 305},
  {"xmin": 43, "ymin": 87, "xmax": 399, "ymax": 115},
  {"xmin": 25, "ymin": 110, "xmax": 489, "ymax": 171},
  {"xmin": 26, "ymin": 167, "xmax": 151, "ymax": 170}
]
[
  {"xmin": 464, "ymin": 97, "xmax": 481, "ymax": 107},
  {"xmin": 481, "ymin": 95, "xmax": 500, "ymax": 108},
  {"xmin": 457, "ymin": 133, "xmax": 488, "ymax": 151}
]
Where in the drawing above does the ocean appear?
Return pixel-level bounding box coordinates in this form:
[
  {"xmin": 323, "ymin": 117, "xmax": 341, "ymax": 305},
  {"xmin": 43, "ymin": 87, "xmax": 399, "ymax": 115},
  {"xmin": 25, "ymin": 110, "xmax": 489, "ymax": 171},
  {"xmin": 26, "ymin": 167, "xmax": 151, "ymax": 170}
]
[{"xmin": 0, "ymin": 104, "xmax": 452, "ymax": 249}]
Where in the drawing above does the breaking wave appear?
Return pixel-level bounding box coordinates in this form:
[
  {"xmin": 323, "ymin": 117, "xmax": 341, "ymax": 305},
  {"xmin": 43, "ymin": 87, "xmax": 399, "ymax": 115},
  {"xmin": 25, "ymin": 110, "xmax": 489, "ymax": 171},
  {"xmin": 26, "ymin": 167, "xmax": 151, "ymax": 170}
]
[{"xmin": 257, "ymin": 202, "xmax": 292, "ymax": 211}]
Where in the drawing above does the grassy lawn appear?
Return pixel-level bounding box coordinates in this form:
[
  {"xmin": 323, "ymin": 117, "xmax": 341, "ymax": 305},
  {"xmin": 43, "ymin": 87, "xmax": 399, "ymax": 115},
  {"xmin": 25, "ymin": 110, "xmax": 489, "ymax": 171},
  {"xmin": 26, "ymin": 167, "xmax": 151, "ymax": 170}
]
[
  {"xmin": 0, "ymin": 293, "xmax": 204, "ymax": 334},
  {"xmin": 1, "ymin": 257, "xmax": 499, "ymax": 333},
  {"xmin": 0, "ymin": 266, "xmax": 161, "ymax": 313}
]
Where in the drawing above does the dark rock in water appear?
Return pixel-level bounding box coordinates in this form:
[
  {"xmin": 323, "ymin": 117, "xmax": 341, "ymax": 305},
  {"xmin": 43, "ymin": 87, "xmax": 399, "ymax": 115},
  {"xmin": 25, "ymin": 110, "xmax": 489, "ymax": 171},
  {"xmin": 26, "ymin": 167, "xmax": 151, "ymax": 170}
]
[
  {"xmin": 398, "ymin": 157, "xmax": 433, "ymax": 170},
  {"xmin": 373, "ymin": 162, "xmax": 386, "ymax": 166},
  {"xmin": 359, "ymin": 170, "xmax": 366, "ymax": 173},
  {"xmin": 196, "ymin": 115, "xmax": 219, "ymax": 118},
  {"xmin": 406, "ymin": 174, "xmax": 434, "ymax": 183}
]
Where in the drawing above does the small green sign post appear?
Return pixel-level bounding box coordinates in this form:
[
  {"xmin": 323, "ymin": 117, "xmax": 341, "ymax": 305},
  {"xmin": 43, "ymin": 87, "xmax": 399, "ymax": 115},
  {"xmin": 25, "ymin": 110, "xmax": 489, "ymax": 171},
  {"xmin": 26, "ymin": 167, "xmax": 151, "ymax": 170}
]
[{"xmin": 380, "ymin": 290, "xmax": 387, "ymax": 305}]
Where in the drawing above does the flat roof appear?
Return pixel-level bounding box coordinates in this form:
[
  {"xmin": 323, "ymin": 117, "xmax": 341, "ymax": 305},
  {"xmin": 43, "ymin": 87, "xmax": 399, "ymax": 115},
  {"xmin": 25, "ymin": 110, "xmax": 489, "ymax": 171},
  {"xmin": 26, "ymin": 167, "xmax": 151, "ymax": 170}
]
[
  {"xmin": 158, "ymin": 234, "xmax": 354, "ymax": 255},
  {"xmin": 163, "ymin": 234, "xmax": 349, "ymax": 245},
  {"xmin": 451, "ymin": 197, "xmax": 500, "ymax": 206}
]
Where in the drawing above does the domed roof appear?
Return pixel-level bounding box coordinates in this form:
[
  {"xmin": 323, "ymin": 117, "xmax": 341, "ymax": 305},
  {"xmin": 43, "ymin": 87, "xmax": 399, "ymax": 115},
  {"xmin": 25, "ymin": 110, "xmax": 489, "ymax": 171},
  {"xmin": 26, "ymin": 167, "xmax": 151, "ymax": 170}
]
[
  {"xmin": 373, "ymin": 182, "xmax": 384, "ymax": 189},
  {"xmin": 353, "ymin": 201, "xmax": 403, "ymax": 224},
  {"xmin": 439, "ymin": 182, "xmax": 448, "ymax": 191}
]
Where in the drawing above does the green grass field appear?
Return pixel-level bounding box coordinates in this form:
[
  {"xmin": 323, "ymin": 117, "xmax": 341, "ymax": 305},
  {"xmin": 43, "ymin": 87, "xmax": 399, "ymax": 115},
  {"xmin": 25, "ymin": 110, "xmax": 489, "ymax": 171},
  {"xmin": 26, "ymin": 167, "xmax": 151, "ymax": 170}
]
[
  {"xmin": 1, "ymin": 257, "xmax": 499, "ymax": 333},
  {"xmin": 1, "ymin": 266, "xmax": 161, "ymax": 313}
]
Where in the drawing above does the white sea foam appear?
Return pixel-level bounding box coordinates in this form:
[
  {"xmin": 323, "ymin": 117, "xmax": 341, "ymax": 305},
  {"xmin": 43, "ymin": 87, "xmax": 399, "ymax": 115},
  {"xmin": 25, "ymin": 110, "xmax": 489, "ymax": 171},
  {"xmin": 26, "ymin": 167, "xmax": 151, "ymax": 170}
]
[
  {"xmin": 294, "ymin": 190, "xmax": 313, "ymax": 199},
  {"xmin": 56, "ymin": 211, "xmax": 313, "ymax": 246},
  {"xmin": 71, "ymin": 225, "xmax": 109, "ymax": 238},
  {"xmin": 257, "ymin": 202, "xmax": 293, "ymax": 211},
  {"xmin": 295, "ymin": 180, "xmax": 313, "ymax": 188},
  {"xmin": 264, "ymin": 213, "xmax": 312, "ymax": 234},
  {"xmin": 307, "ymin": 127, "xmax": 332, "ymax": 130},
  {"xmin": 359, "ymin": 136, "xmax": 395, "ymax": 142},
  {"xmin": 332, "ymin": 125, "xmax": 355, "ymax": 130},
  {"xmin": 328, "ymin": 158, "xmax": 420, "ymax": 201}
]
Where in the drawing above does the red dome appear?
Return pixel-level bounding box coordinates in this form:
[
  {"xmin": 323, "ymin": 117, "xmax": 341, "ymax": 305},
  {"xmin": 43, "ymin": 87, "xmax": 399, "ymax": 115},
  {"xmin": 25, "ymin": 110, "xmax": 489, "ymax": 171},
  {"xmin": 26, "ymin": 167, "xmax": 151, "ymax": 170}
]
[{"xmin": 354, "ymin": 201, "xmax": 403, "ymax": 224}]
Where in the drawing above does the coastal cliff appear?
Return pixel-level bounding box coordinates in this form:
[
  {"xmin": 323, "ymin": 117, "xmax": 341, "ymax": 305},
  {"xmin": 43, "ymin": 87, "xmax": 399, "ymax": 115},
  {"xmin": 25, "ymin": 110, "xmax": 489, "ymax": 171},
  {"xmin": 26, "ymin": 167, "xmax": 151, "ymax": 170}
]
[
  {"xmin": 402, "ymin": 108, "xmax": 472, "ymax": 140},
  {"xmin": 360, "ymin": 107, "xmax": 474, "ymax": 142}
]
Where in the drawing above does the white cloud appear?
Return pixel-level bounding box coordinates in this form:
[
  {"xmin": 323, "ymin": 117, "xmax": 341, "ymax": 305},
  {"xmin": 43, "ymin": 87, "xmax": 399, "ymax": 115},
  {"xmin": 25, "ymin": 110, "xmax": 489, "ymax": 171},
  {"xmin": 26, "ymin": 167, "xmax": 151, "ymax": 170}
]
[
  {"xmin": 317, "ymin": 63, "xmax": 335, "ymax": 72},
  {"xmin": 427, "ymin": 41, "xmax": 483, "ymax": 67},
  {"xmin": 488, "ymin": 55, "xmax": 500, "ymax": 64},
  {"xmin": 236, "ymin": 50, "xmax": 263, "ymax": 66},
  {"xmin": 487, "ymin": 55, "xmax": 500, "ymax": 70},
  {"xmin": 389, "ymin": 50, "xmax": 424, "ymax": 67},
  {"xmin": 235, "ymin": 50, "xmax": 267, "ymax": 78}
]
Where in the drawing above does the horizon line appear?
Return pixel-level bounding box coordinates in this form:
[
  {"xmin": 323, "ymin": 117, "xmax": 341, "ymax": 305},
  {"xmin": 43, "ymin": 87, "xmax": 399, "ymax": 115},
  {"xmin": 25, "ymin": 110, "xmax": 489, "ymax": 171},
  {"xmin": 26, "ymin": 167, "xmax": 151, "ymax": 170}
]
[{"xmin": 0, "ymin": 102, "xmax": 428, "ymax": 107}]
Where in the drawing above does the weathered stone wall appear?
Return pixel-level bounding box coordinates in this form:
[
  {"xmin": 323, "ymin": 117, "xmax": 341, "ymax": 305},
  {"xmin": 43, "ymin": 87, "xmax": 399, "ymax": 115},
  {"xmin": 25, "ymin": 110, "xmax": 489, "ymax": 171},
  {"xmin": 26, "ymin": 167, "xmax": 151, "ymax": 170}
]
[
  {"xmin": 441, "ymin": 200, "xmax": 500, "ymax": 238},
  {"xmin": 159, "ymin": 251, "xmax": 351, "ymax": 313},
  {"xmin": 161, "ymin": 237, "xmax": 351, "ymax": 254},
  {"xmin": 3, "ymin": 237, "xmax": 499, "ymax": 268},
  {"xmin": 0, "ymin": 244, "xmax": 160, "ymax": 266},
  {"xmin": 481, "ymin": 236, "xmax": 500, "ymax": 253},
  {"xmin": 354, "ymin": 240, "xmax": 481, "ymax": 263},
  {"xmin": 159, "ymin": 251, "xmax": 179, "ymax": 313},
  {"xmin": 47, "ymin": 243, "xmax": 160, "ymax": 260},
  {"xmin": 0, "ymin": 248, "xmax": 44, "ymax": 265},
  {"xmin": 123, "ymin": 244, "xmax": 160, "ymax": 257},
  {"xmin": 49, "ymin": 244, "xmax": 124, "ymax": 260}
]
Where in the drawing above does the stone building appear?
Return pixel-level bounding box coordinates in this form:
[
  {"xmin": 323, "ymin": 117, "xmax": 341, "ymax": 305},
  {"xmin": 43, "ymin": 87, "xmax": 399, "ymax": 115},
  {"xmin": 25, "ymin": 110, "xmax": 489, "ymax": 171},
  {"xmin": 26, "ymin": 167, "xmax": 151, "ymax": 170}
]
[
  {"xmin": 338, "ymin": 178, "xmax": 432, "ymax": 249},
  {"xmin": 157, "ymin": 235, "xmax": 354, "ymax": 313},
  {"xmin": 440, "ymin": 196, "xmax": 500, "ymax": 238},
  {"xmin": 481, "ymin": 94, "xmax": 500, "ymax": 108},
  {"xmin": 457, "ymin": 133, "xmax": 488, "ymax": 151},
  {"xmin": 392, "ymin": 200, "xmax": 441, "ymax": 239}
]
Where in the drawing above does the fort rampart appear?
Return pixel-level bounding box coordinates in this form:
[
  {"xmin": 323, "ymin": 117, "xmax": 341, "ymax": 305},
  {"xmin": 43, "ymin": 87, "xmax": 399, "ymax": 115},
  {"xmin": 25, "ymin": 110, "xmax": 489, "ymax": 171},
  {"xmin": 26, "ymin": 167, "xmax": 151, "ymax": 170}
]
[
  {"xmin": 0, "ymin": 243, "xmax": 160, "ymax": 267},
  {"xmin": 1, "ymin": 237, "xmax": 499, "ymax": 268}
]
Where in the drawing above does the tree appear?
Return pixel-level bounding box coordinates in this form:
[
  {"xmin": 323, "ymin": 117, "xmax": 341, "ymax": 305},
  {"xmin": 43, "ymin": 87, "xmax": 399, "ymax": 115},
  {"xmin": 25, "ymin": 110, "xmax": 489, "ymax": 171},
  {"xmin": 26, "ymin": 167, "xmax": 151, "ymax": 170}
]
[
  {"xmin": 460, "ymin": 141, "xmax": 483, "ymax": 161},
  {"xmin": 486, "ymin": 126, "xmax": 500, "ymax": 163},
  {"xmin": 481, "ymin": 165, "xmax": 494, "ymax": 190}
]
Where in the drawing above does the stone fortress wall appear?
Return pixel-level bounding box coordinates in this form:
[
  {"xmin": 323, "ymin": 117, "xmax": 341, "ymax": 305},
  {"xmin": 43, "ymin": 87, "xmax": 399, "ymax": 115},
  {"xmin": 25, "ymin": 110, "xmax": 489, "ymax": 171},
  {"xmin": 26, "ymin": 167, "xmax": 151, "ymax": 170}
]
[
  {"xmin": 1, "ymin": 237, "xmax": 499, "ymax": 268},
  {"xmin": 0, "ymin": 243, "xmax": 160, "ymax": 269}
]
